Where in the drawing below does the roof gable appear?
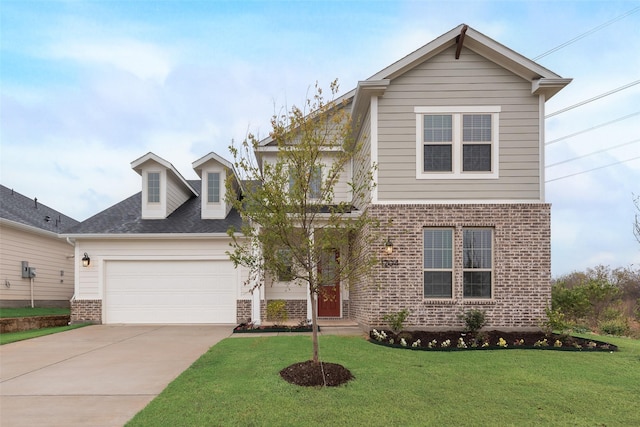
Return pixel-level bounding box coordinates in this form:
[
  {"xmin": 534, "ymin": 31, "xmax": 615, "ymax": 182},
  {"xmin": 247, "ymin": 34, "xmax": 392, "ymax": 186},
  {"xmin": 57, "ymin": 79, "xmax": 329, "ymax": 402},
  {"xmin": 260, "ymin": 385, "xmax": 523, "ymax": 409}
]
[{"xmin": 131, "ymin": 152, "xmax": 198, "ymax": 197}]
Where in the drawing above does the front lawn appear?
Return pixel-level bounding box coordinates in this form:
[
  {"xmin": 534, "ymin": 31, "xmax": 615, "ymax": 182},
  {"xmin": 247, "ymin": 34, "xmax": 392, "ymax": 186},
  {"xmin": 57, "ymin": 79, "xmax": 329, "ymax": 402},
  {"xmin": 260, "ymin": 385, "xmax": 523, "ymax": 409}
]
[
  {"xmin": 127, "ymin": 334, "xmax": 640, "ymax": 426},
  {"xmin": 0, "ymin": 307, "xmax": 70, "ymax": 318},
  {"xmin": 0, "ymin": 323, "xmax": 90, "ymax": 345}
]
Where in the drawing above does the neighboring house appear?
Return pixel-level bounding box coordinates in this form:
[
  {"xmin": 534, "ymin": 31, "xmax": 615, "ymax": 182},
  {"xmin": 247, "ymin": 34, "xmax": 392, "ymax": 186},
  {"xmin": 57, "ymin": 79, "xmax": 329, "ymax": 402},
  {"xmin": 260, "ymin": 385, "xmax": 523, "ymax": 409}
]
[
  {"xmin": 0, "ymin": 185, "xmax": 79, "ymax": 308},
  {"xmin": 65, "ymin": 24, "xmax": 571, "ymax": 329}
]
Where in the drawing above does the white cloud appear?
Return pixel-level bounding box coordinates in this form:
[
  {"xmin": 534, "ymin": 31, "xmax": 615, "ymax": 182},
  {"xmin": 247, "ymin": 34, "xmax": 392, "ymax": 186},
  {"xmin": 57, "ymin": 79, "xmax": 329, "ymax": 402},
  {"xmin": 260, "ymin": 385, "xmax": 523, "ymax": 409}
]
[{"xmin": 48, "ymin": 38, "xmax": 173, "ymax": 83}]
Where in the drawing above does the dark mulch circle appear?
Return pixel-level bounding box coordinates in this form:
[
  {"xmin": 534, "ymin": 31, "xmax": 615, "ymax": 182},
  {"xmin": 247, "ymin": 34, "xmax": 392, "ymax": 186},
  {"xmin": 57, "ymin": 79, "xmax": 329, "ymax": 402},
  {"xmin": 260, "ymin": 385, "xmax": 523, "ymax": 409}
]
[{"xmin": 279, "ymin": 360, "xmax": 354, "ymax": 387}]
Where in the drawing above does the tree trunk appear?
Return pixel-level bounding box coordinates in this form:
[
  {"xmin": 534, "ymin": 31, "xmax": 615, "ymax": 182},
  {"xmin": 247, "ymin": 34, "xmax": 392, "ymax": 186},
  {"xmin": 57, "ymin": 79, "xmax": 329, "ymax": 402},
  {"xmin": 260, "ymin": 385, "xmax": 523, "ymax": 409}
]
[{"xmin": 309, "ymin": 288, "xmax": 319, "ymax": 363}]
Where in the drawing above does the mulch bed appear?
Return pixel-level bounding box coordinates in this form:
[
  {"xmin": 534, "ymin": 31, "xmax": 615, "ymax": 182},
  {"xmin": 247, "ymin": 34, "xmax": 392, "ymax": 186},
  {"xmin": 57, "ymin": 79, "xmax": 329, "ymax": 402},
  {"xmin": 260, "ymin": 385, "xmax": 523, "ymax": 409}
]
[
  {"xmin": 280, "ymin": 360, "xmax": 354, "ymax": 387},
  {"xmin": 233, "ymin": 323, "xmax": 318, "ymax": 333},
  {"xmin": 370, "ymin": 329, "xmax": 618, "ymax": 351}
]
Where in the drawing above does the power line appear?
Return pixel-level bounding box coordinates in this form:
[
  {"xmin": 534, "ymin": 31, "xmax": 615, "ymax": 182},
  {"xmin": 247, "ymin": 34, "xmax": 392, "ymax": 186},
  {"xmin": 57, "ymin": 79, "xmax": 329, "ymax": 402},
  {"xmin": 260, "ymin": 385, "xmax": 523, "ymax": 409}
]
[
  {"xmin": 546, "ymin": 139, "xmax": 640, "ymax": 168},
  {"xmin": 545, "ymin": 80, "xmax": 640, "ymax": 118},
  {"xmin": 546, "ymin": 112, "xmax": 640, "ymax": 145},
  {"xmin": 546, "ymin": 156, "xmax": 640, "ymax": 183},
  {"xmin": 534, "ymin": 6, "xmax": 640, "ymax": 60}
]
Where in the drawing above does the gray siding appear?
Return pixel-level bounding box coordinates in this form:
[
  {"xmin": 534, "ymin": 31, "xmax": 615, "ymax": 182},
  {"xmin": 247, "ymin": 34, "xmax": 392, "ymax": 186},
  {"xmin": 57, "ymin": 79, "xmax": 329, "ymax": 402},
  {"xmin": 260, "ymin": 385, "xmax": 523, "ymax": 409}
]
[
  {"xmin": 0, "ymin": 224, "xmax": 75, "ymax": 305},
  {"xmin": 377, "ymin": 45, "xmax": 541, "ymax": 201},
  {"xmin": 352, "ymin": 107, "xmax": 373, "ymax": 209},
  {"xmin": 166, "ymin": 173, "xmax": 192, "ymax": 216}
]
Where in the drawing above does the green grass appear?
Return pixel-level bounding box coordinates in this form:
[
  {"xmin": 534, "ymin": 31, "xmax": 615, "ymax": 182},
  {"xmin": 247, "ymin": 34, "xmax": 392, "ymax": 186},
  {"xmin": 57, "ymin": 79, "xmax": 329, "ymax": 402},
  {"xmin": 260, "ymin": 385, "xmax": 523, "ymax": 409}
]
[
  {"xmin": 0, "ymin": 307, "xmax": 70, "ymax": 318},
  {"xmin": 128, "ymin": 334, "xmax": 640, "ymax": 427},
  {"xmin": 0, "ymin": 323, "xmax": 90, "ymax": 345}
]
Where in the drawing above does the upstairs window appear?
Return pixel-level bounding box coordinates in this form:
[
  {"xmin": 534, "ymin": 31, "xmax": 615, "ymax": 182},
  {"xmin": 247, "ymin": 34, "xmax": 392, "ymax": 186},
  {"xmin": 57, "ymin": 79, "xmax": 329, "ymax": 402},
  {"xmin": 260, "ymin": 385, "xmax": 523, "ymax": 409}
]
[
  {"xmin": 416, "ymin": 107, "xmax": 500, "ymax": 179},
  {"xmin": 289, "ymin": 165, "xmax": 322, "ymax": 200},
  {"xmin": 207, "ymin": 172, "xmax": 220, "ymax": 203},
  {"xmin": 147, "ymin": 172, "xmax": 160, "ymax": 203}
]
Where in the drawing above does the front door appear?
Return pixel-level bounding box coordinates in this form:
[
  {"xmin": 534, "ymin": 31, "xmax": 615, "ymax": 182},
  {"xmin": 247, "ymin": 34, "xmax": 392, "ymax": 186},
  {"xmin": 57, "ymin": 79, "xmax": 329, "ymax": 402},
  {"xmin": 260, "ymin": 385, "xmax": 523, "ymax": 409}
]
[{"xmin": 317, "ymin": 249, "xmax": 340, "ymax": 317}]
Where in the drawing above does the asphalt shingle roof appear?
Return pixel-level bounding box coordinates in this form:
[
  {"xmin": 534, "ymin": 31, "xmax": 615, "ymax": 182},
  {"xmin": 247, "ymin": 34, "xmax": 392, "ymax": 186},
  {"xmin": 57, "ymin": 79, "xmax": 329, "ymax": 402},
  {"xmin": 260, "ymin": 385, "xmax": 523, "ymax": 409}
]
[
  {"xmin": 63, "ymin": 180, "xmax": 243, "ymax": 235},
  {"xmin": 0, "ymin": 184, "xmax": 79, "ymax": 233}
]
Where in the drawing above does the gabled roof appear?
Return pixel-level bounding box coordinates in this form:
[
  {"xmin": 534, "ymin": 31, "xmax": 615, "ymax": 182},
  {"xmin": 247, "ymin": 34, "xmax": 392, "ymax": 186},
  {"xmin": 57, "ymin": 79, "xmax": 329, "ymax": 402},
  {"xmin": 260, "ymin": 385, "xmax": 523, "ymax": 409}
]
[
  {"xmin": 192, "ymin": 151, "xmax": 234, "ymax": 172},
  {"xmin": 62, "ymin": 180, "xmax": 242, "ymax": 236},
  {"xmin": 131, "ymin": 152, "xmax": 198, "ymax": 197},
  {"xmin": 256, "ymin": 24, "xmax": 571, "ymax": 149},
  {"xmin": 0, "ymin": 184, "xmax": 79, "ymax": 234}
]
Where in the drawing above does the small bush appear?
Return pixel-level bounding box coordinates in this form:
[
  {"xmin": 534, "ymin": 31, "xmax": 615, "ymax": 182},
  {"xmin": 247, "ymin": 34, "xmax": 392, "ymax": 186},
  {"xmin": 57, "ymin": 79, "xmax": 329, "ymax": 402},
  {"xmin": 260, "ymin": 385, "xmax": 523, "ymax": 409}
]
[
  {"xmin": 599, "ymin": 318, "xmax": 630, "ymax": 336},
  {"xmin": 266, "ymin": 300, "xmax": 288, "ymax": 324},
  {"xmin": 541, "ymin": 307, "xmax": 568, "ymax": 334},
  {"xmin": 459, "ymin": 309, "xmax": 487, "ymax": 333},
  {"xmin": 382, "ymin": 309, "xmax": 410, "ymax": 333}
]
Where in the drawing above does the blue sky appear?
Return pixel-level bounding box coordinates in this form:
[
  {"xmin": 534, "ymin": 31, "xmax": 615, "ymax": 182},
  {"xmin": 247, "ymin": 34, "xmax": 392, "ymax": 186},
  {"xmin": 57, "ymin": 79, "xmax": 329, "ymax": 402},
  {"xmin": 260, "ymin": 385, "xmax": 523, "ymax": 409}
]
[{"xmin": 1, "ymin": 0, "xmax": 639, "ymax": 276}]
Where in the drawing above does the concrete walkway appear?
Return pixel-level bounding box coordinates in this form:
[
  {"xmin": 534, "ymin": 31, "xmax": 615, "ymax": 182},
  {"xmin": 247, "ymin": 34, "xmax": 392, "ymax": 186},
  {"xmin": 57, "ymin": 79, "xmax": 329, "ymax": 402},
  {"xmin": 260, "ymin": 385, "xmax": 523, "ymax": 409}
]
[{"xmin": 0, "ymin": 325, "xmax": 233, "ymax": 427}]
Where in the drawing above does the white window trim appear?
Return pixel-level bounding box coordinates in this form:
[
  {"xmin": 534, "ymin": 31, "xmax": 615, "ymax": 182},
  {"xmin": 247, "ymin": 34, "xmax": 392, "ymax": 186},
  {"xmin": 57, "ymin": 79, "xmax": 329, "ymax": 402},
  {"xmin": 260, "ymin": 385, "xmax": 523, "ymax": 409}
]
[
  {"xmin": 207, "ymin": 171, "xmax": 221, "ymax": 204},
  {"xmin": 462, "ymin": 227, "xmax": 494, "ymax": 300},
  {"xmin": 423, "ymin": 228, "xmax": 454, "ymax": 300},
  {"xmin": 415, "ymin": 106, "xmax": 500, "ymax": 180},
  {"xmin": 147, "ymin": 171, "xmax": 161, "ymax": 204}
]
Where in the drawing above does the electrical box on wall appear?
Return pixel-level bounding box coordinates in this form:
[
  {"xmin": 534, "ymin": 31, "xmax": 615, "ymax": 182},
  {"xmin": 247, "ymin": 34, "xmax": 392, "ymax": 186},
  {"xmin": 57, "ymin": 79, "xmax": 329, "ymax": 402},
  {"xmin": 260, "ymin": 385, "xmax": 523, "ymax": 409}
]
[
  {"xmin": 21, "ymin": 262, "xmax": 36, "ymax": 278},
  {"xmin": 21, "ymin": 261, "xmax": 29, "ymax": 278}
]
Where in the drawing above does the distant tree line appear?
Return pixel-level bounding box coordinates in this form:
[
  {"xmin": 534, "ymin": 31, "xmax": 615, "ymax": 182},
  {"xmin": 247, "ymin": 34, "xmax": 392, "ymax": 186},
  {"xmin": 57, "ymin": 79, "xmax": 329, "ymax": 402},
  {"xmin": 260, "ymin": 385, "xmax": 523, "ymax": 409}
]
[{"xmin": 550, "ymin": 265, "xmax": 640, "ymax": 338}]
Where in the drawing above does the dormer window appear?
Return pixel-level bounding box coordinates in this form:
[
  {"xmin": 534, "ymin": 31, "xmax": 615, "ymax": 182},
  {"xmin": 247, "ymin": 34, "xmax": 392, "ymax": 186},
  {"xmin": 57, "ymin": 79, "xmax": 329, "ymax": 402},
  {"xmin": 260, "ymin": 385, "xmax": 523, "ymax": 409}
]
[
  {"xmin": 147, "ymin": 172, "xmax": 160, "ymax": 203},
  {"xmin": 207, "ymin": 172, "xmax": 220, "ymax": 203}
]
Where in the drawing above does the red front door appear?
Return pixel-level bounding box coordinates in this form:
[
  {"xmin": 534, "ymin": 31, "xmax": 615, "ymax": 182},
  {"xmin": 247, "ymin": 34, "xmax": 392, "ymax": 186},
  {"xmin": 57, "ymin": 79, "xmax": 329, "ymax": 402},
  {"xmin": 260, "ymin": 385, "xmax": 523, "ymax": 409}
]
[{"xmin": 317, "ymin": 249, "xmax": 340, "ymax": 317}]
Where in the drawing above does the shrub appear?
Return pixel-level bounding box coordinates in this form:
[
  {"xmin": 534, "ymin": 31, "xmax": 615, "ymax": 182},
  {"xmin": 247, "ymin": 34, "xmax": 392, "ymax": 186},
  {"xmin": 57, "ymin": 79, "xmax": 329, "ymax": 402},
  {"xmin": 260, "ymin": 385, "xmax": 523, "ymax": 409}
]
[
  {"xmin": 541, "ymin": 307, "xmax": 568, "ymax": 334},
  {"xmin": 459, "ymin": 309, "xmax": 487, "ymax": 333},
  {"xmin": 266, "ymin": 300, "xmax": 288, "ymax": 324},
  {"xmin": 599, "ymin": 318, "xmax": 630, "ymax": 336},
  {"xmin": 382, "ymin": 309, "xmax": 410, "ymax": 333}
]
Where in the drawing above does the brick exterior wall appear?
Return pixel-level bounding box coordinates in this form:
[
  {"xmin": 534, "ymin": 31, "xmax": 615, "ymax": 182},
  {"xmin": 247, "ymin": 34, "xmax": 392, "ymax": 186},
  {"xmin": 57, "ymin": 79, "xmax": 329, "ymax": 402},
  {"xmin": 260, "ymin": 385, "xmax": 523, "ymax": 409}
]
[
  {"xmin": 237, "ymin": 299, "xmax": 251, "ymax": 324},
  {"xmin": 70, "ymin": 299, "xmax": 102, "ymax": 324},
  {"xmin": 265, "ymin": 299, "xmax": 307, "ymax": 320},
  {"xmin": 349, "ymin": 204, "xmax": 551, "ymax": 330}
]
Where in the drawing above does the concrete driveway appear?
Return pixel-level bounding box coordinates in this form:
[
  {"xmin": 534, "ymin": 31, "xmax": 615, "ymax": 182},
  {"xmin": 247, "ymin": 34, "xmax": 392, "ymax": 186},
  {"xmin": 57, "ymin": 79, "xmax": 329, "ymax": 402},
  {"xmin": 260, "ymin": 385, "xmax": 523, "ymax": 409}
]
[{"xmin": 0, "ymin": 324, "xmax": 232, "ymax": 427}]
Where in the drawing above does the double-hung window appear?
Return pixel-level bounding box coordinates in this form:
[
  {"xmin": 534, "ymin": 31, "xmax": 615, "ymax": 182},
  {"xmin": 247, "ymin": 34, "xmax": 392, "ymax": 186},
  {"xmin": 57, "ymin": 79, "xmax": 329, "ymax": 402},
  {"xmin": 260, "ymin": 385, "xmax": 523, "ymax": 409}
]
[
  {"xmin": 207, "ymin": 172, "xmax": 220, "ymax": 203},
  {"xmin": 416, "ymin": 106, "xmax": 500, "ymax": 179},
  {"xmin": 289, "ymin": 165, "xmax": 322, "ymax": 200},
  {"xmin": 423, "ymin": 229, "xmax": 453, "ymax": 298},
  {"xmin": 463, "ymin": 228, "xmax": 493, "ymax": 298},
  {"xmin": 147, "ymin": 172, "xmax": 160, "ymax": 203}
]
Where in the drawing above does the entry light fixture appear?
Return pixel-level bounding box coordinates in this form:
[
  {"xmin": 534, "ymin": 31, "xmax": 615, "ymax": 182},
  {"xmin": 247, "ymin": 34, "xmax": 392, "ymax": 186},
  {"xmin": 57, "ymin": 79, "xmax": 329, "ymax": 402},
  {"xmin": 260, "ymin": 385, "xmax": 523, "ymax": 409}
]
[
  {"xmin": 384, "ymin": 237, "xmax": 394, "ymax": 255},
  {"xmin": 81, "ymin": 252, "xmax": 91, "ymax": 267}
]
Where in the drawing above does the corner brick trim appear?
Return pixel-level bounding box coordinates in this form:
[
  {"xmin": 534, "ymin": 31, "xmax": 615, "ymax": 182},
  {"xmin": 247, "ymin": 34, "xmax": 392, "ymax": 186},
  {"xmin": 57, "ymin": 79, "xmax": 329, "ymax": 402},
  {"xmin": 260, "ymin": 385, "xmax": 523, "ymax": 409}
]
[{"xmin": 70, "ymin": 299, "xmax": 102, "ymax": 324}]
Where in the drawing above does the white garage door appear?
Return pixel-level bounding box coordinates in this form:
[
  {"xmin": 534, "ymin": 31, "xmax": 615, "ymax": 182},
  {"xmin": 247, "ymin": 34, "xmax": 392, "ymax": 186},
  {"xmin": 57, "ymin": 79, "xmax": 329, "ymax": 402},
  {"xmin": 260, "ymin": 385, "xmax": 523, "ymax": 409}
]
[{"xmin": 105, "ymin": 260, "xmax": 236, "ymax": 324}]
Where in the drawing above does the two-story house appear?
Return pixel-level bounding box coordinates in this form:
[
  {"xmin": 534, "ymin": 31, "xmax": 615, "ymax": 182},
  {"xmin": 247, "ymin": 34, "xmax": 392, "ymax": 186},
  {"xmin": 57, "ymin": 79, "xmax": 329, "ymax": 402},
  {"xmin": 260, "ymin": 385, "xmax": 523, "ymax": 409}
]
[{"xmin": 64, "ymin": 24, "xmax": 570, "ymax": 329}]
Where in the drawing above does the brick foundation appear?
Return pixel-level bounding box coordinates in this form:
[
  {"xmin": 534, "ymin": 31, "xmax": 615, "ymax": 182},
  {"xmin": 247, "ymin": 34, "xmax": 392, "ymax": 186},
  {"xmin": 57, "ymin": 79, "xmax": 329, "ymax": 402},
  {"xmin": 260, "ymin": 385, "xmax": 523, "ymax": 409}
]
[
  {"xmin": 70, "ymin": 299, "xmax": 102, "ymax": 324},
  {"xmin": 350, "ymin": 203, "xmax": 551, "ymax": 330}
]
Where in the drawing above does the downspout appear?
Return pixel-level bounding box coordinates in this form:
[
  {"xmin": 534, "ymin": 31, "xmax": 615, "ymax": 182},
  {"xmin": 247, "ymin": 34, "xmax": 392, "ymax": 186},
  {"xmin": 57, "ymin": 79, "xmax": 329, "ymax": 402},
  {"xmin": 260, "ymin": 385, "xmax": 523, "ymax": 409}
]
[
  {"xmin": 66, "ymin": 237, "xmax": 77, "ymax": 302},
  {"xmin": 30, "ymin": 277, "xmax": 34, "ymax": 308}
]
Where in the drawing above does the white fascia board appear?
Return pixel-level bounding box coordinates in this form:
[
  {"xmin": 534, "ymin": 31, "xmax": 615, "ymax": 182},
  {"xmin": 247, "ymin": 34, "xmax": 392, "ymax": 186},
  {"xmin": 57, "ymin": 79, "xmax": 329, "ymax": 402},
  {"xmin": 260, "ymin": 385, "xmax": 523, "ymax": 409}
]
[
  {"xmin": 372, "ymin": 199, "xmax": 545, "ymax": 205},
  {"xmin": 532, "ymin": 78, "xmax": 573, "ymax": 101},
  {"xmin": 0, "ymin": 218, "xmax": 62, "ymax": 238},
  {"xmin": 60, "ymin": 232, "xmax": 242, "ymax": 240},
  {"xmin": 192, "ymin": 152, "xmax": 234, "ymax": 171},
  {"xmin": 255, "ymin": 146, "xmax": 344, "ymax": 153}
]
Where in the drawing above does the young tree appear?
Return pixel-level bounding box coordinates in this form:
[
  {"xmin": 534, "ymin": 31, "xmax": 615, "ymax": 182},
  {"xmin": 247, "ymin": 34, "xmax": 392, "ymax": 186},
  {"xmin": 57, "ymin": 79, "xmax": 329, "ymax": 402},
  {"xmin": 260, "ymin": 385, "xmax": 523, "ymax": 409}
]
[
  {"xmin": 634, "ymin": 193, "xmax": 640, "ymax": 244},
  {"xmin": 226, "ymin": 80, "xmax": 378, "ymax": 364}
]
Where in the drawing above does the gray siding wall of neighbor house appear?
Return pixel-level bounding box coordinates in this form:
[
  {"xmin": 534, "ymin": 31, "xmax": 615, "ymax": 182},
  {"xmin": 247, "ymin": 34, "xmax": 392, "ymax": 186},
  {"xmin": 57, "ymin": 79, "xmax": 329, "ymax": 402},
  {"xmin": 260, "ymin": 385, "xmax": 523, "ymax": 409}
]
[
  {"xmin": 349, "ymin": 203, "xmax": 551, "ymax": 329},
  {"xmin": 377, "ymin": 45, "xmax": 541, "ymax": 200},
  {"xmin": 0, "ymin": 225, "xmax": 75, "ymax": 307}
]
